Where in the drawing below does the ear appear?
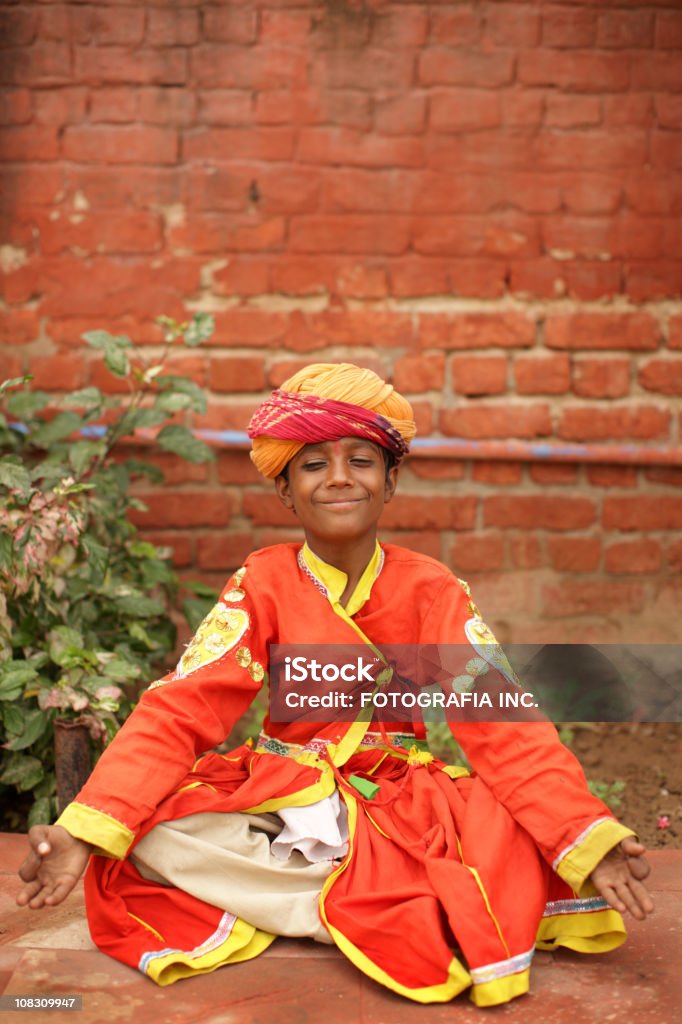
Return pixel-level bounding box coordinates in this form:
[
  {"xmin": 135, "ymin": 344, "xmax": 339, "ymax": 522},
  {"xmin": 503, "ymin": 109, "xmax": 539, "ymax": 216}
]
[
  {"xmin": 275, "ymin": 473, "xmax": 295, "ymax": 511},
  {"xmin": 384, "ymin": 464, "xmax": 399, "ymax": 504}
]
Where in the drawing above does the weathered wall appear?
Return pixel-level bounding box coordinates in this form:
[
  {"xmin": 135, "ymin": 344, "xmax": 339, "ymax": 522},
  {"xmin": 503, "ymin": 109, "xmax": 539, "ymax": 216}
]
[{"xmin": 1, "ymin": 1, "xmax": 681, "ymax": 642}]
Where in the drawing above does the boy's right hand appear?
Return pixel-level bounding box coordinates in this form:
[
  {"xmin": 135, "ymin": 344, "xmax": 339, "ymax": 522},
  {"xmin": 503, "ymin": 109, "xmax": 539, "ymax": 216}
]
[{"xmin": 16, "ymin": 825, "xmax": 92, "ymax": 909}]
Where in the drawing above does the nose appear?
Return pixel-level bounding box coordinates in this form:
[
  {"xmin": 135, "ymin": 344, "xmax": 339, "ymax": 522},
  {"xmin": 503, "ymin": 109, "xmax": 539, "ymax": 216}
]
[{"xmin": 325, "ymin": 452, "xmax": 353, "ymax": 487}]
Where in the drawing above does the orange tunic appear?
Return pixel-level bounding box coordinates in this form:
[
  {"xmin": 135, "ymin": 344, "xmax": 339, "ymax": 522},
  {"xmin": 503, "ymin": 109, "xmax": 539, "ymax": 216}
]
[{"xmin": 58, "ymin": 543, "xmax": 634, "ymax": 1006}]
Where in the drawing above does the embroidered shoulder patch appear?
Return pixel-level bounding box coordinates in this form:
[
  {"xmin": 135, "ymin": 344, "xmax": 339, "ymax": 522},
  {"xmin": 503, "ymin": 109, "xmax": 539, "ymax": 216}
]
[
  {"xmin": 176, "ymin": 602, "xmax": 250, "ymax": 678},
  {"xmin": 464, "ymin": 618, "xmax": 520, "ymax": 687}
]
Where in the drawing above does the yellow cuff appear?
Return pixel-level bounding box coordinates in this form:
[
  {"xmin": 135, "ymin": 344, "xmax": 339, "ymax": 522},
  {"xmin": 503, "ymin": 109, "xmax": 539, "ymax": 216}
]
[
  {"xmin": 554, "ymin": 818, "xmax": 637, "ymax": 893},
  {"xmin": 56, "ymin": 802, "xmax": 135, "ymax": 859}
]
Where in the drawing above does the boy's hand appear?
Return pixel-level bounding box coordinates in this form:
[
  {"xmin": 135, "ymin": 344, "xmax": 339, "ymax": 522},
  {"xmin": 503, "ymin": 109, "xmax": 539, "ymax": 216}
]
[
  {"xmin": 589, "ymin": 836, "xmax": 654, "ymax": 921},
  {"xmin": 16, "ymin": 825, "xmax": 92, "ymax": 909}
]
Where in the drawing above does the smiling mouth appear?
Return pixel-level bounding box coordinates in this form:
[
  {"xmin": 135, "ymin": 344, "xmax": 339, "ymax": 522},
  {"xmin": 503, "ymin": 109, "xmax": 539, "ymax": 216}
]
[{"xmin": 319, "ymin": 499, "xmax": 365, "ymax": 508}]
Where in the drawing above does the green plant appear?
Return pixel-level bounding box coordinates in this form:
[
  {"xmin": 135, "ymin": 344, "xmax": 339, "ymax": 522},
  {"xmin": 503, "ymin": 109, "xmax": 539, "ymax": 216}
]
[
  {"xmin": 586, "ymin": 778, "xmax": 626, "ymax": 811},
  {"xmin": 0, "ymin": 314, "xmax": 218, "ymax": 829}
]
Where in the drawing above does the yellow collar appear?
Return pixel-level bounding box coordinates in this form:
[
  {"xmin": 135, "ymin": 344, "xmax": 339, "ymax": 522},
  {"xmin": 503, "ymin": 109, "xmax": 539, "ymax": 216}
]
[{"xmin": 300, "ymin": 541, "xmax": 384, "ymax": 616}]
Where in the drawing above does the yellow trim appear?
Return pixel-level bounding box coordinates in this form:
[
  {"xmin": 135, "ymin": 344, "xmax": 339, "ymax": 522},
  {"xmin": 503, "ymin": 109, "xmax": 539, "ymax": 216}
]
[
  {"xmin": 319, "ymin": 793, "xmax": 471, "ymax": 1003},
  {"xmin": 128, "ymin": 912, "xmax": 165, "ymax": 944},
  {"xmin": 241, "ymin": 767, "xmax": 336, "ymax": 815},
  {"xmin": 441, "ymin": 764, "xmax": 470, "ymax": 780},
  {"xmin": 469, "ymin": 968, "xmax": 530, "ymax": 1007},
  {"xmin": 536, "ymin": 906, "xmax": 626, "ymax": 954},
  {"xmin": 555, "ymin": 819, "xmax": 636, "ymax": 892},
  {"xmin": 56, "ymin": 802, "xmax": 135, "ymax": 859},
  {"xmin": 301, "ymin": 540, "xmax": 382, "ymax": 616},
  {"xmin": 144, "ymin": 917, "xmax": 275, "ymax": 986},
  {"xmin": 462, "ymin": 863, "xmax": 510, "ymax": 961}
]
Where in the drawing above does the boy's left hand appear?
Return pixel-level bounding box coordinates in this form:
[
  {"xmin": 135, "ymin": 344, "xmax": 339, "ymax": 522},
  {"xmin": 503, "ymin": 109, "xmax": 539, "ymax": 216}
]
[{"xmin": 589, "ymin": 836, "xmax": 654, "ymax": 920}]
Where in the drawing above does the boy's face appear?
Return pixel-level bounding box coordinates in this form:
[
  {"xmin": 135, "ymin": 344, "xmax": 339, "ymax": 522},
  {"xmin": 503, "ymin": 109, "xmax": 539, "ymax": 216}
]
[{"xmin": 274, "ymin": 437, "xmax": 398, "ymax": 550}]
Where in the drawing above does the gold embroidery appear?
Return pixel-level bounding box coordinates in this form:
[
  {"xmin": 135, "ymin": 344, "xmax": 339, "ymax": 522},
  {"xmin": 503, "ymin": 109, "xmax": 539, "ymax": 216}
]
[
  {"xmin": 147, "ymin": 677, "xmax": 173, "ymax": 692},
  {"xmin": 235, "ymin": 646, "xmax": 252, "ymax": 668},
  {"xmin": 249, "ymin": 661, "xmax": 265, "ymax": 682},
  {"xmin": 464, "ymin": 619, "xmax": 520, "ymax": 686},
  {"xmin": 176, "ymin": 603, "xmax": 250, "ymax": 678},
  {"xmin": 466, "ymin": 657, "xmax": 489, "ymax": 678},
  {"xmin": 452, "ymin": 674, "xmax": 475, "ymax": 693},
  {"xmin": 232, "ymin": 567, "xmax": 247, "ymax": 586},
  {"xmin": 224, "ymin": 588, "xmax": 245, "ymax": 602}
]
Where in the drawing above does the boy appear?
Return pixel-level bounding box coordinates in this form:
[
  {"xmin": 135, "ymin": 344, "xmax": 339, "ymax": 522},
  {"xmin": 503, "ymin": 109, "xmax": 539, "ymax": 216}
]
[{"xmin": 18, "ymin": 363, "xmax": 652, "ymax": 1006}]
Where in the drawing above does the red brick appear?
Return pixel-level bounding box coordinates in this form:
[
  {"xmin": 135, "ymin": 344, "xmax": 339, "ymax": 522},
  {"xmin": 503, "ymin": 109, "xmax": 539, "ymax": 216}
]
[
  {"xmin": 196, "ymin": 532, "xmax": 256, "ymax": 571},
  {"xmin": 243, "ymin": 491, "xmax": 301, "ymax": 528},
  {"xmin": 586, "ymin": 466, "xmax": 637, "ymax": 489},
  {"xmin": 1, "ymin": 5, "xmax": 38, "ymax": 45},
  {"xmin": 256, "ymin": 89, "xmax": 371, "ymax": 131},
  {"xmin": 325, "ymin": 169, "xmax": 417, "ymax": 214},
  {"xmin": 429, "ymin": 8, "xmax": 481, "ymax": 45},
  {"xmin": 63, "ymin": 125, "xmax": 178, "ymax": 164},
  {"xmin": 655, "ymin": 11, "xmax": 682, "ymax": 48},
  {"xmin": 449, "ymin": 261, "xmax": 507, "ymax": 298},
  {"xmin": 192, "ymin": 400, "xmax": 257, "ymax": 433},
  {"xmin": 130, "ymin": 491, "xmax": 233, "ymax": 529},
  {"xmin": 547, "ymin": 536, "xmax": 601, "ymax": 572},
  {"xmin": 543, "ymin": 213, "xmax": 660, "ymax": 258},
  {"xmin": 519, "ymin": 50, "xmax": 628, "ymax": 91},
  {"xmin": 0, "ymin": 88, "xmax": 32, "ymax": 125},
  {"xmin": 0, "ymin": 309, "xmax": 40, "ymax": 345},
  {"xmin": 138, "ymin": 88, "xmax": 196, "ymax": 125},
  {"xmin": 298, "ymin": 127, "xmax": 422, "ymax": 169},
  {"xmin": 650, "ymin": 132, "xmax": 682, "ymax": 170},
  {"xmin": 501, "ymin": 88, "xmax": 545, "ymax": 128},
  {"xmin": 255, "ymin": 527, "xmax": 304, "ymax": 549},
  {"xmin": 39, "ymin": 211, "xmax": 164, "ymax": 255},
  {"xmin": 670, "ymin": 316, "xmax": 682, "ymax": 350},
  {"xmin": 147, "ymin": 8, "xmax": 199, "ymax": 46},
  {"xmin": 203, "ymin": 8, "xmax": 258, "ymax": 43},
  {"xmin": 451, "ymin": 533, "xmax": 505, "ymax": 573},
  {"xmin": 140, "ymin": 531, "xmax": 193, "ymax": 569},
  {"xmin": 645, "ymin": 467, "xmax": 682, "ymax": 489},
  {"xmin": 484, "ymin": 496, "xmax": 596, "ymax": 530},
  {"xmin": 534, "ymin": 133, "xmax": 647, "ymax": 173},
  {"xmin": 47, "ymin": 316, "xmax": 164, "ymax": 348},
  {"xmin": 440, "ymin": 404, "xmax": 551, "ymax": 440},
  {"xmin": 336, "ymin": 263, "xmax": 388, "ymax": 300},
  {"xmin": 668, "ymin": 538, "xmax": 682, "ymax": 572},
  {"xmin": 655, "ymin": 96, "xmax": 682, "ymax": 131},
  {"xmin": 375, "ymin": 94, "xmax": 427, "ymax": 136},
  {"xmin": 390, "ymin": 259, "xmax": 450, "ymax": 297},
  {"xmin": 414, "ymin": 213, "xmax": 539, "ymax": 257},
  {"xmin": 605, "ymin": 540, "xmax": 661, "ymax": 575},
  {"xmin": 3, "ymin": 42, "xmax": 72, "ymax": 86},
  {"xmin": 0, "ymin": 126, "xmax": 59, "ymax": 161},
  {"xmin": 89, "ymin": 87, "xmax": 136, "ymax": 123},
  {"xmin": 430, "ymin": 89, "xmax": 501, "ymax": 131},
  {"xmin": 626, "ymin": 262, "xmax": 682, "ymax": 302},
  {"xmin": 484, "ymin": 6, "xmax": 540, "ymax": 46},
  {"xmin": 418, "ymin": 49, "xmax": 515, "ymax": 88},
  {"xmin": 541, "ymin": 7, "xmax": 596, "ymax": 47},
  {"xmin": 371, "ymin": 6, "xmax": 428, "ymax": 47},
  {"xmin": 545, "ymin": 313, "xmax": 660, "ymax": 351},
  {"xmin": 210, "ymin": 310, "xmax": 290, "ymax": 349},
  {"xmin": 269, "ymin": 257, "xmax": 335, "ymax": 296},
  {"xmin": 572, "ymin": 357, "xmax": 631, "ymax": 398},
  {"xmin": 31, "ymin": 87, "xmax": 87, "ymax": 125},
  {"xmin": 290, "ymin": 216, "xmax": 410, "ymax": 256},
  {"xmin": 89, "ymin": 360, "xmax": 138, "ymax": 395},
  {"xmin": 183, "ymin": 128, "xmax": 295, "ymax": 162},
  {"xmin": 216, "ymin": 453, "xmax": 261, "ymax": 486},
  {"xmin": 544, "ymin": 94, "xmax": 602, "ymax": 129},
  {"xmin": 379, "ymin": 495, "xmax": 478, "ymax": 531},
  {"xmin": 603, "ymin": 94, "xmax": 655, "ymax": 128},
  {"xmin": 471, "ymin": 462, "xmax": 523, "ymax": 486},
  {"xmin": 393, "ymin": 354, "xmax": 445, "ymax": 394},
  {"xmin": 311, "ymin": 49, "xmax": 413, "ymax": 92},
  {"xmin": 419, "ymin": 313, "xmax": 536, "ymax": 350},
  {"xmin": 451, "ymin": 356, "xmax": 508, "ymax": 396},
  {"xmin": 212, "ymin": 259, "xmax": 270, "ymax": 298},
  {"xmin": 259, "ymin": 10, "xmax": 313, "ymax": 44},
  {"xmin": 598, "ymin": 10, "xmax": 654, "ymax": 47},
  {"xmin": 541, "ymin": 581, "xmax": 644, "ymax": 617},
  {"xmin": 381, "ymin": 531, "xmax": 442, "ymax": 562},
  {"xmin": 562, "ymin": 262, "xmax": 624, "ymax": 301},
  {"xmin": 510, "ymin": 534, "xmax": 542, "ymax": 569},
  {"xmin": 631, "ymin": 51, "xmax": 682, "ymax": 90},
  {"xmin": 197, "ymin": 90, "xmax": 253, "ymax": 126},
  {"xmin": 171, "ymin": 215, "xmax": 286, "ymax": 253},
  {"xmin": 210, "ymin": 357, "xmax": 266, "ymax": 394},
  {"xmin": 282, "ymin": 310, "xmax": 416, "ymax": 353},
  {"xmin": 71, "ymin": 7, "xmax": 145, "ymax": 45},
  {"xmin": 63, "ymin": 166, "xmax": 183, "ymax": 209},
  {"xmin": 190, "ymin": 45, "xmax": 305, "ymax": 90},
  {"xmin": 559, "ymin": 406, "xmax": 671, "ymax": 442},
  {"xmin": 406, "ymin": 459, "xmax": 467, "ymax": 482},
  {"xmin": 137, "ymin": 452, "xmax": 209, "ymax": 486},
  {"xmin": 604, "ymin": 497, "xmax": 682, "ymax": 531},
  {"xmin": 26, "ymin": 354, "xmax": 88, "ymax": 392},
  {"xmin": 529, "ymin": 463, "xmax": 579, "ymax": 485},
  {"xmin": 186, "ymin": 165, "xmax": 318, "ymax": 214},
  {"xmin": 514, "ymin": 354, "xmax": 570, "ymax": 395},
  {"xmin": 638, "ymin": 358, "xmax": 682, "ymax": 396},
  {"xmin": 409, "ymin": 400, "xmax": 432, "ymax": 437},
  {"xmin": 74, "ymin": 47, "xmax": 187, "ymax": 85}
]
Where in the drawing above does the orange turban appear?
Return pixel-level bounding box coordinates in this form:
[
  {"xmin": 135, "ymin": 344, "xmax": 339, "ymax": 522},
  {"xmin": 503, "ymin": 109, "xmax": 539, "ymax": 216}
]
[{"xmin": 248, "ymin": 363, "xmax": 416, "ymax": 478}]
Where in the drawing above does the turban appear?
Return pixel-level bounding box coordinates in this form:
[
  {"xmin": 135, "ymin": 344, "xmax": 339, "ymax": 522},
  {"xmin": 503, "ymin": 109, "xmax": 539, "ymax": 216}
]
[{"xmin": 248, "ymin": 363, "xmax": 416, "ymax": 478}]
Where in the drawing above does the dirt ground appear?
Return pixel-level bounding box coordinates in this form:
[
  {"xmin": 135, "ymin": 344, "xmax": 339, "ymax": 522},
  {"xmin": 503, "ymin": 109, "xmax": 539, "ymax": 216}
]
[{"xmin": 565, "ymin": 722, "xmax": 682, "ymax": 850}]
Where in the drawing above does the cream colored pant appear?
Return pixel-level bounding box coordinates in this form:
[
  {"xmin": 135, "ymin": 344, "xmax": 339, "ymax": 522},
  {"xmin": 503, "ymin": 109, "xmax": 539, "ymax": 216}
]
[{"xmin": 131, "ymin": 811, "xmax": 334, "ymax": 944}]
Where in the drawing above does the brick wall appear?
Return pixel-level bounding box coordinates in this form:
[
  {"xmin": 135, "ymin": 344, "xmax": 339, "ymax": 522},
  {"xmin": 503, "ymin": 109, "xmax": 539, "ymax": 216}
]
[{"xmin": 1, "ymin": 1, "xmax": 681, "ymax": 642}]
